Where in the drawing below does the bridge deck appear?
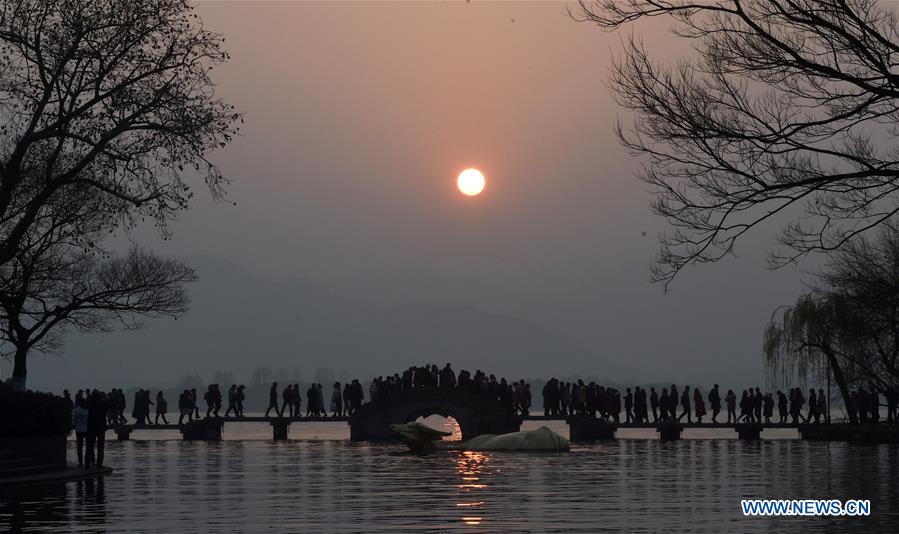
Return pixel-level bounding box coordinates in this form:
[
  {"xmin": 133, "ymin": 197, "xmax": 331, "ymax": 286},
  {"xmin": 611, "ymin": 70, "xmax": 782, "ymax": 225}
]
[
  {"xmin": 116, "ymin": 416, "xmax": 349, "ymax": 430},
  {"xmin": 113, "ymin": 416, "xmax": 798, "ymax": 430}
]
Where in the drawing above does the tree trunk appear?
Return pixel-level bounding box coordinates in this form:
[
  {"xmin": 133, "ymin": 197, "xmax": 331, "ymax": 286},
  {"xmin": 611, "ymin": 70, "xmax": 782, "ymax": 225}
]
[
  {"xmin": 10, "ymin": 344, "xmax": 27, "ymax": 391},
  {"xmin": 822, "ymin": 344, "xmax": 857, "ymax": 425}
]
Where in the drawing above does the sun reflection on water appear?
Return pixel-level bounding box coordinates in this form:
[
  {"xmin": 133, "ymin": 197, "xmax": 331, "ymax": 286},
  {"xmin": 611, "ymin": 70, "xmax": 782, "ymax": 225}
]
[{"xmin": 456, "ymin": 450, "xmax": 490, "ymax": 527}]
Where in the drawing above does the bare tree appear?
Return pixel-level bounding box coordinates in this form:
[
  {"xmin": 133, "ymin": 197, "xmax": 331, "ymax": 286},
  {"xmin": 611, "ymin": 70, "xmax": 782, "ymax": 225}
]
[
  {"xmin": 576, "ymin": 0, "xmax": 899, "ymax": 286},
  {"xmin": 0, "ymin": 233, "xmax": 196, "ymax": 389},
  {"xmin": 0, "ymin": 0, "xmax": 237, "ymax": 387},
  {"xmin": 0, "ymin": 0, "xmax": 239, "ymax": 265}
]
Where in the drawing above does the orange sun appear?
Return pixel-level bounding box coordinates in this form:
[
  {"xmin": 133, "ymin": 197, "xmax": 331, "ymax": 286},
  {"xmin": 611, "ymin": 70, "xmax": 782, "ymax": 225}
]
[{"xmin": 457, "ymin": 168, "xmax": 485, "ymax": 196}]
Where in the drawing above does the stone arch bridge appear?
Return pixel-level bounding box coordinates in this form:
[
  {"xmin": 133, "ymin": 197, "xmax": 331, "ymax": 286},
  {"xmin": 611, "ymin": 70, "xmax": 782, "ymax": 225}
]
[{"xmin": 348, "ymin": 387, "xmax": 521, "ymax": 441}]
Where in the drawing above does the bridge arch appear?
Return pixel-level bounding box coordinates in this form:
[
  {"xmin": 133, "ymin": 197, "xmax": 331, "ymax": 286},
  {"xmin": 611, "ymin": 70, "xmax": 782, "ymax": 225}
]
[{"xmin": 348, "ymin": 388, "xmax": 521, "ymax": 441}]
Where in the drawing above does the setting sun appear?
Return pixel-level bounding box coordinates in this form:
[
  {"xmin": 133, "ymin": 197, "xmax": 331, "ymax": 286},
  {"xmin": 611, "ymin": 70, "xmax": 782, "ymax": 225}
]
[{"xmin": 457, "ymin": 168, "xmax": 485, "ymax": 196}]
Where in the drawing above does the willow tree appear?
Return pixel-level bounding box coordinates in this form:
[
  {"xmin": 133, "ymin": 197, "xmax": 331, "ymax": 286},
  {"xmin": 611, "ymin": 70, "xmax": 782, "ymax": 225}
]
[
  {"xmin": 764, "ymin": 295, "xmax": 857, "ymax": 423},
  {"xmin": 575, "ymin": 0, "xmax": 899, "ymax": 287},
  {"xmin": 765, "ymin": 220, "xmax": 899, "ymax": 424}
]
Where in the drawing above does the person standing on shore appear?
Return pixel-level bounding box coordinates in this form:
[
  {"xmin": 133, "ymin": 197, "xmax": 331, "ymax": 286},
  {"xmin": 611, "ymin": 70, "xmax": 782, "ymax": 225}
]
[
  {"xmin": 72, "ymin": 399, "xmax": 89, "ymax": 467},
  {"xmin": 85, "ymin": 391, "xmax": 108, "ymax": 468}
]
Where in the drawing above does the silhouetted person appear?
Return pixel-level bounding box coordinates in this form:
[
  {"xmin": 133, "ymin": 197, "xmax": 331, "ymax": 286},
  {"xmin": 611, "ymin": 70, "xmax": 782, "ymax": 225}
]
[
  {"xmin": 753, "ymin": 387, "xmax": 763, "ymax": 423},
  {"xmin": 205, "ymin": 385, "xmax": 216, "ymax": 418},
  {"xmin": 738, "ymin": 390, "xmax": 751, "ymax": 422},
  {"xmin": 317, "ymin": 383, "xmax": 326, "ymax": 417},
  {"xmin": 225, "ymin": 385, "xmax": 238, "ymax": 417},
  {"xmin": 807, "ymin": 389, "xmax": 818, "ymax": 424},
  {"xmin": 306, "ymin": 384, "xmax": 316, "ymax": 417},
  {"xmin": 213, "ymin": 384, "xmax": 223, "ymax": 416},
  {"xmin": 85, "ymin": 391, "xmax": 108, "ymax": 468},
  {"xmin": 693, "ymin": 387, "xmax": 706, "ymax": 423},
  {"xmin": 649, "ymin": 387, "xmax": 659, "ymax": 422},
  {"xmin": 236, "ymin": 385, "xmax": 246, "ymax": 417},
  {"xmin": 281, "ymin": 384, "xmax": 293, "ymax": 418},
  {"xmin": 343, "ymin": 382, "xmax": 353, "ymax": 416},
  {"xmin": 790, "ymin": 388, "xmax": 804, "ymax": 424},
  {"xmin": 763, "ymin": 393, "xmax": 774, "ymax": 424},
  {"xmin": 72, "ymin": 398, "xmax": 89, "ymax": 467},
  {"xmin": 624, "ymin": 388, "xmax": 634, "ymax": 423},
  {"xmin": 777, "ymin": 390, "xmax": 788, "ymax": 423},
  {"xmin": 725, "ymin": 389, "xmax": 736, "ymax": 424},
  {"xmin": 669, "ymin": 385, "xmax": 679, "ymax": 420},
  {"xmin": 678, "ymin": 386, "xmax": 691, "ymax": 423},
  {"xmin": 62, "ymin": 389, "xmax": 74, "ymax": 414},
  {"xmin": 331, "ymin": 382, "xmax": 343, "ymax": 417},
  {"xmin": 265, "ymin": 382, "xmax": 280, "ymax": 417},
  {"xmin": 191, "ymin": 388, "xmax": 200, "ymax": 420},
  {"xmin": 708, "ymin": 384, "xmax": 721, "ymax": 423},
  {"xmin": 870, "ymin": 385, "xmax": 880, "ymax": 423},
  {"xmin": 155, "ymin": 391, "xmax": 168, "ymax": 425},
  {"xmin": 885, "ymin": 386, "xmax": 898, "ymax": 426},
  {"xmin": 178, "ymin": 390, "xmax": 192, "ymax": 425},
  {"xmin": 817, "ymin": 388, "xmax": 827, "ymax": 423},
  {"xmin": 291, "ymin": 383, "xmax": 302, "ymax": 418}
]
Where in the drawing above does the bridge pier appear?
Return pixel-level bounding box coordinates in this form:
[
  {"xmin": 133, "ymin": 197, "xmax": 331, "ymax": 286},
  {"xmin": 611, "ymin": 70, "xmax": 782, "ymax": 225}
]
[
  {"xmin": 735, "ymin": 423, "xmax": 763, "ymax": 440},
  {"xmin": 115, "ymin": 427, "xmax": 131, "ymax": 441},
  {"xmin": 656, "ymin": 421, "xmax": 684, "ymax": 440},
  {"xmin": 567, "ymin": 417, "xmax": 617, "ymax": 441},
  {"xmin": 270, "ymin": 419, "xmax": 290, "ymax": 440},
  {"xmin": 181, "ymin": 419, "xmax": 223, "ymax": 441}
]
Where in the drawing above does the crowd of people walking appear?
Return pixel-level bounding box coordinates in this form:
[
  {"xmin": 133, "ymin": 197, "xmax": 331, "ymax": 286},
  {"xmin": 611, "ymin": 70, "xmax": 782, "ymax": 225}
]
[
  {"xmin": 65, "ymin": 372, "xmax": 899, "ymax": 436},
  {"xmin": 541, "ymin": 381, "xmax": 899, "ymax": 425}
]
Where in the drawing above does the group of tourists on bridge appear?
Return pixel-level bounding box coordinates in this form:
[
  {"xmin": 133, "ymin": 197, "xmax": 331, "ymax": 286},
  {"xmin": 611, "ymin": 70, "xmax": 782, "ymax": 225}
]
[
  {"xmin": 264, "ymin": 381, "xmax": 366, "ymax": 419},
  {"xmin": 367, "ymin": 364, "xmax": 534, "ymax": 416},
  {"xmin": 539, "ymin": 381, "xmax": 898, "ymax": 426},
  {"xmin": 63, "ymin": 370, "xmax": 899, "ymax": 432}
]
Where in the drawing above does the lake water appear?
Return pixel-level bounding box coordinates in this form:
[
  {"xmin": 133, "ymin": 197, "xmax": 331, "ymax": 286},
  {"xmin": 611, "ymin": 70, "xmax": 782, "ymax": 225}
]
[{"xmin": 2, "ymin": 419, "xmax": 897, "ymax": 533}]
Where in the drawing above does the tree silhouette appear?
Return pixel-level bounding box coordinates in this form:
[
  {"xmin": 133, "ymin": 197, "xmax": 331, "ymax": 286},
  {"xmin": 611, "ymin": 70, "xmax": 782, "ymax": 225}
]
[
  {"xmin": 0, "ymin": 0, "xmax": 238, "ymax": 387},
  {"xmin": 764, "ymin": 219, "xmax": 899, "ymax": 424},
  {"xmin": 0, "ymin": 197, "xmax": 196, "ymax": 387},
  {"xmin": 0, "ymin": 1, "xmax": 239, "ymax": 264},
  {"xmin": 576, "ymin": 0, "xmax": 899, "ymax": 286}
]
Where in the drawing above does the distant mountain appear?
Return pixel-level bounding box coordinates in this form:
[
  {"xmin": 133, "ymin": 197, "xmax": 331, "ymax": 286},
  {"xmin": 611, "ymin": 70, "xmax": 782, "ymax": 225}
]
[{"xmin": 28, "ymin": 256, "xmax": 607, "ymax": 390}]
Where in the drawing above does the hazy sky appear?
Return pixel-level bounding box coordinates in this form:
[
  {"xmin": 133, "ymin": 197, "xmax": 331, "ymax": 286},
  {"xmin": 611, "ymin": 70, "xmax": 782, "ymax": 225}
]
[{"xmin": 18, "ymin": 2, "xmax": 812, "ymax": 391}]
